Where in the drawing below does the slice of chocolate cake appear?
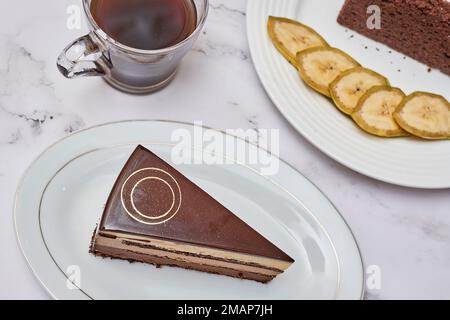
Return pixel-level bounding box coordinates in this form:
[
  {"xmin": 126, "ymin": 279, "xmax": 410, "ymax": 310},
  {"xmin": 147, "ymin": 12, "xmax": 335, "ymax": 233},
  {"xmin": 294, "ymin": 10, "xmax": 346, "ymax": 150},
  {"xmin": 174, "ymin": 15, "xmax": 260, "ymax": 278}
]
[
  {"xmin": 337, "ymin": 0, "xmax": 450, "ymax": 76},
  {"xmin": 90, "ymin": 145, "xmax": 294, "ymax": 283}
]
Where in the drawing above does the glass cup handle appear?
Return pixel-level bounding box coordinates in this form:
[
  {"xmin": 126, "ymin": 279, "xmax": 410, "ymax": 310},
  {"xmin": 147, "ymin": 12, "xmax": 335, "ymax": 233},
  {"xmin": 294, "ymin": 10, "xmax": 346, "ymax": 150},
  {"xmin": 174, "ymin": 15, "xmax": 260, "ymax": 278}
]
[{"xmin": 57, "ymin": 33, "xmax": 111, "ymax": 79}]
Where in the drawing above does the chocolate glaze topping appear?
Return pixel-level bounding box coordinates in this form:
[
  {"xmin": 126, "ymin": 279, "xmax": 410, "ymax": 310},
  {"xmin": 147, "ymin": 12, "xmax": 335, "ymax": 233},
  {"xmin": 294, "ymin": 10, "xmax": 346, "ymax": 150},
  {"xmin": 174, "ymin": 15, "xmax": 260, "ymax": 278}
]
[{"xmin": 99, "ymin": 145, "xmax": 294, "ymax": 262}]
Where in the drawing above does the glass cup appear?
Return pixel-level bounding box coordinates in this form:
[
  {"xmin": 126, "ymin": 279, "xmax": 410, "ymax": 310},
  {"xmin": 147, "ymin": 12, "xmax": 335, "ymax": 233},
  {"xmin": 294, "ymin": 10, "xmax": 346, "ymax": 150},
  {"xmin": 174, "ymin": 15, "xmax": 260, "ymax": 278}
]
[{"xmin": 57, "ymin": 0, "xmax": 209, "ymax": 94}]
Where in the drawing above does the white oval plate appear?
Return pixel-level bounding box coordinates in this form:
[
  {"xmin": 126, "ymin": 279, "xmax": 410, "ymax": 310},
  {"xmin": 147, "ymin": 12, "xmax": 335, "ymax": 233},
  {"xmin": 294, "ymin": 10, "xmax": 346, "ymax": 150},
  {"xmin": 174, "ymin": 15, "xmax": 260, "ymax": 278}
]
[
  {"xmin": 15, "ymin": 120, "xmax": 363, "ymax": 300},
  {"xmin": 247, "ymin": 0, "xmax": 450, "ymax": 189}
]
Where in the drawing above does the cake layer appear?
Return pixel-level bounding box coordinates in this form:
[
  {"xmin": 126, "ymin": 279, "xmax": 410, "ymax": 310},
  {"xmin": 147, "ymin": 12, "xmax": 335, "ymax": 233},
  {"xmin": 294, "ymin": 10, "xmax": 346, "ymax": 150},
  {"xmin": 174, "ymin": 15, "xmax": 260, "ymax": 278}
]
[
  {"xmin": 91, "ymin": 233, "xmax": 282, "ymax": 283},
  {"xmin": 337, "ymin": 0, "xmax": 450, "ymax": 76},
  {"xmin": 96, "ymin": 231, "xmax": 292, "ymax": 272}
]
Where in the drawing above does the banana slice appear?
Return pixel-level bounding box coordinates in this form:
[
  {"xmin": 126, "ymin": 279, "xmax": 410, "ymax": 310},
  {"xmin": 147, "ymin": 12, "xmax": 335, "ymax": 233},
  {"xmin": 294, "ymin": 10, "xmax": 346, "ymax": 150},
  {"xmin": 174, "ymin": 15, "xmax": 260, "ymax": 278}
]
[
  {"xmin": 352, "ymin": 86, "xmax": 407, "ymax": 137},
  {"xmin": 268, "ymin": 16, "xmax": 328, "ymax": 68},
  {"xmin": 296, "ymin": 46, "xmax": 360, "ymax": 97},
  {"xmin": 393, "ymin": 92, "xmax": 450, "ymax": 140},
  {"xmin": 330, "ymin": 67, "xmax": 389, "ymax": 115}
]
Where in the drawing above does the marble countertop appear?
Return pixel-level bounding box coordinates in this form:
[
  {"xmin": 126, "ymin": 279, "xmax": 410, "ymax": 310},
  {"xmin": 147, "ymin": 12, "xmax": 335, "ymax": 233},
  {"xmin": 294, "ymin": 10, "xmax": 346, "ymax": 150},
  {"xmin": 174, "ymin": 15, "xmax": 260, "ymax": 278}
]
[{"xmin": 1, "ymin": 0, "xmax": 449, "ymax": 300}]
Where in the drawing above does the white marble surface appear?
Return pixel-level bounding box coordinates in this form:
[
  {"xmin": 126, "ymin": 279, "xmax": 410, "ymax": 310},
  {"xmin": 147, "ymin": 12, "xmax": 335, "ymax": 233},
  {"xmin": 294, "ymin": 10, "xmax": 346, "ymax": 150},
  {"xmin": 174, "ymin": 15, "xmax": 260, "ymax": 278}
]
[{"xmin": 1, "ymin": 0, "xmax": 449, "ymax": 300}]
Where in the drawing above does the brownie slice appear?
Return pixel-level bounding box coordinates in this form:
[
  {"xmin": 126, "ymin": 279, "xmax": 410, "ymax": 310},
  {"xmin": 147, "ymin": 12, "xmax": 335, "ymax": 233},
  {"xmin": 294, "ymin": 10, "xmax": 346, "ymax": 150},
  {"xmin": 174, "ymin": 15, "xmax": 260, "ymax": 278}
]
[{"xmin": 337, "ymin": 0, "xmax": 450, "ymax": 76}]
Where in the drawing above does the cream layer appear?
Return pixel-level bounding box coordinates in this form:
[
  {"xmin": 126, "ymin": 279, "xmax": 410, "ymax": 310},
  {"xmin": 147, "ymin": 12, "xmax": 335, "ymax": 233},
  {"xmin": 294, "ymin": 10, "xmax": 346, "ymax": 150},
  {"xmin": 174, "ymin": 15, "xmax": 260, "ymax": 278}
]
[{"xmin": 95, "ymin": 231, "xmax": 292, "ymax": 274}]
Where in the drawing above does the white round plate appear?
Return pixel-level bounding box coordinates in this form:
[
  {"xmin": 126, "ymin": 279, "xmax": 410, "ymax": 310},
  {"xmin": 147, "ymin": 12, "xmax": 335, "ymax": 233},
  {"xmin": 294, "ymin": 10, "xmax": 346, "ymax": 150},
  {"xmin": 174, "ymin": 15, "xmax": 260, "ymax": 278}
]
[
  {"xmin": 15, "ymin": 120, "xmax": 363, "ymax": 300},
  {"xmin": 247, "ymin": 0, "xmax": 450, "ymax": 189}
]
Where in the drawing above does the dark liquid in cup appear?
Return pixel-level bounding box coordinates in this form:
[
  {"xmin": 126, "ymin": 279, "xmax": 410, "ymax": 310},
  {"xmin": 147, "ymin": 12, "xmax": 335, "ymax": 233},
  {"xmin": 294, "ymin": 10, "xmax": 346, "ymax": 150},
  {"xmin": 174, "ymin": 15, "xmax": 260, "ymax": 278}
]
[{"xmin": 90, "ymin": 0, "xmax": 197, "ymax": 50}]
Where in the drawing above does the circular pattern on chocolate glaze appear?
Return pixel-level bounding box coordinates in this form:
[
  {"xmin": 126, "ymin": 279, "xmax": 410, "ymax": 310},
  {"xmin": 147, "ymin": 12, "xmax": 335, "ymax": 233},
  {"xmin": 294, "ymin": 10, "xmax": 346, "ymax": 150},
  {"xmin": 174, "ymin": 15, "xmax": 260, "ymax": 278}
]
[
  {"xmin": 131, "ymin": 177, "xmax": 175, "ymax": 219},
  {"xmin": 121, "ymin": 168, "xmax": 182, "ymax": 225}
]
